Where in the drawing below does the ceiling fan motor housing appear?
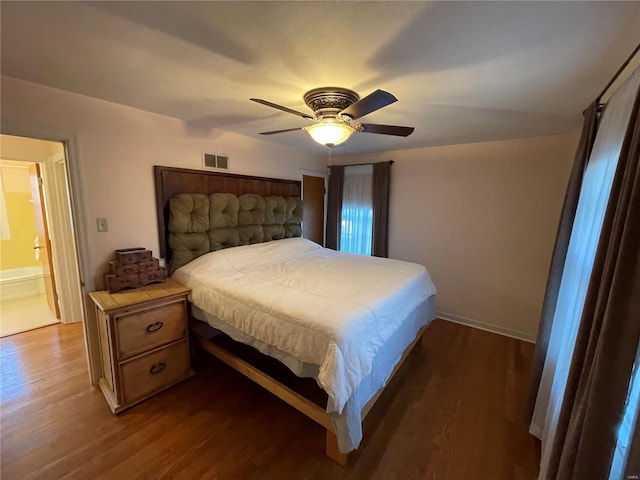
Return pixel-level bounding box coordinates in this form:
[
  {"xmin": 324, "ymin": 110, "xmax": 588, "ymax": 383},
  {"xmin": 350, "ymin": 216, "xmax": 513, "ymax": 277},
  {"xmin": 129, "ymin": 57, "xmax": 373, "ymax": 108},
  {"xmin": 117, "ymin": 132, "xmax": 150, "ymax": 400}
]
[{"xmin": 303, "ymin": 87, "xmax": 360, "ymax": 119}]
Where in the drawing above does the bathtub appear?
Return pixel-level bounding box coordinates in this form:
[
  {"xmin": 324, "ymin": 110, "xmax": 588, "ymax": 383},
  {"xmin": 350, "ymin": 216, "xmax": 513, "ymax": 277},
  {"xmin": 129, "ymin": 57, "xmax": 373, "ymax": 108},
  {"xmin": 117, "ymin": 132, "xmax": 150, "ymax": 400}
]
[{"xmin": 0, "ymin": 267, "xmax": 46, "ymax": 302}]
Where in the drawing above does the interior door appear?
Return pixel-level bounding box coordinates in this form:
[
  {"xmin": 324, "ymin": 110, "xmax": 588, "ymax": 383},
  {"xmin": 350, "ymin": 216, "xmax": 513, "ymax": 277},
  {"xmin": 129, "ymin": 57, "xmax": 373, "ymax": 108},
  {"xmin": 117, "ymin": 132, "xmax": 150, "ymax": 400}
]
[
  {"xmin": 28, "ymin": 163, "xmax": 60, "ymax": 319},
  {"xmin": 302, "ymin": 175, "xmax": 325, "ymax": 246}
]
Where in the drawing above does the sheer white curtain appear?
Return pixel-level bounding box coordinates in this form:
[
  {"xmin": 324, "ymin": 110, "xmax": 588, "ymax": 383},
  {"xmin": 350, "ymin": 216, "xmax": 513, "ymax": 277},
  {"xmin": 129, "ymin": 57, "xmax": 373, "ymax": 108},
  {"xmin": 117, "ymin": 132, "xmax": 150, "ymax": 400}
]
[
  {"xmin": 610, "ymin": 355, "xmax": 640, "ymax": 479},
  {"xmin": 532, "ymin": 68, "xmax": 640, "ymax": 479},
  {"xmin": 339, "ymin": 164, "xmax": 373, "ymax": 255}
]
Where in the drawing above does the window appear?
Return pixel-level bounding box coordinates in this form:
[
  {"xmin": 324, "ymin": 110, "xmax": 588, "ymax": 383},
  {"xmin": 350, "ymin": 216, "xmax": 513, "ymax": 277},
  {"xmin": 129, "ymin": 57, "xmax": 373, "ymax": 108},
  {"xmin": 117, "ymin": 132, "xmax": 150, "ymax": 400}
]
[
  {"xmin": 535, "ymin": 65, "xmax": 640, "ymax": 479},
  {"xmin": 609, "ymin": 360, "xmax": 640, "ymax": 480},
  {"xmin": 339, "ymin": 164, "xmax": 373, "ymax": 256}
]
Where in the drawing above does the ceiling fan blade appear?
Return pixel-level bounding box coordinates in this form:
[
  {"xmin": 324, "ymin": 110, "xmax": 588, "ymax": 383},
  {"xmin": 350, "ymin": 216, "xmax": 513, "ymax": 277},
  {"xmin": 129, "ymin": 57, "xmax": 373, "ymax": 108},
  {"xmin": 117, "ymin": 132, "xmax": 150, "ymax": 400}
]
[
  {"xmin": 340, "ymin": 89, "xmax": 397, "ymax": 120},
  {"xmin": 250, "ymin": 98, "xmax": 314, "ymax": 119},
  {"xmin": 259, "ymin": 127, "xmax": 305, "ymax": 135},
  {"xmin": 358, "ymin": 123, "xmax": 415, "ymax": 137}
]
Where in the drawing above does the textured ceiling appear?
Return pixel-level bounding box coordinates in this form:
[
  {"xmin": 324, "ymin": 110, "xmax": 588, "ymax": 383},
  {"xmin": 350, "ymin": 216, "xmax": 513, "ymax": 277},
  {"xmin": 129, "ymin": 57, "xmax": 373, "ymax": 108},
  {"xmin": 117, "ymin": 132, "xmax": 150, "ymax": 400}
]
[{"xmin": 1, "ymin": 1, "xmax": 639, "ymax": 155}]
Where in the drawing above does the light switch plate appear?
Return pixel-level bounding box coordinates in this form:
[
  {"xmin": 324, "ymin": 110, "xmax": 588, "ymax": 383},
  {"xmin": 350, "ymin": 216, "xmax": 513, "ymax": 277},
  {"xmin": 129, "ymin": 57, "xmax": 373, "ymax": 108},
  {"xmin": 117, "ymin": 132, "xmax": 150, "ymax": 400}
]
[{"xmin": 96, "ymin": 218, "xmax": 108, "ymax": 232}]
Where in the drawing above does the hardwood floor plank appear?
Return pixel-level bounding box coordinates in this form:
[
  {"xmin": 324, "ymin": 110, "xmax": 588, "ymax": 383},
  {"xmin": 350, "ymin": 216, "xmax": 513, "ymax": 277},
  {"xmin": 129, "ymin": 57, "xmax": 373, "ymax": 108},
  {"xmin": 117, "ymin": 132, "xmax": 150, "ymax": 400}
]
[{"xmin": 1, "ymin": 319, "xmax": 540, "ymax": 480}]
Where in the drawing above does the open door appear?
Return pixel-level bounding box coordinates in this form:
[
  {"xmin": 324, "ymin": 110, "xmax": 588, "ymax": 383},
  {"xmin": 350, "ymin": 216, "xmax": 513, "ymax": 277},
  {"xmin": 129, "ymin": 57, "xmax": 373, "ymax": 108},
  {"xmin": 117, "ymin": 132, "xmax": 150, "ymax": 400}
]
[
  {"xmin": 302, "ymin": 174, "xmax": 326, "ymax": 246},
  {"xmin": 28, "ymin": 163, "xmax": 60, "ymax": 319}
]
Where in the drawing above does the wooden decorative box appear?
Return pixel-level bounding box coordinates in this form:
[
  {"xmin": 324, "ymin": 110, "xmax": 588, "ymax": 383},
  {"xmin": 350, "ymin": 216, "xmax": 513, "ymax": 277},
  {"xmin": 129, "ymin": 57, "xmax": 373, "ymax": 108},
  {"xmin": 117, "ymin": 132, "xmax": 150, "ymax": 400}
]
[
  {"xmin": 104, "ymin": 248, "xmax": 167, "ymax": 293},
  {"xmin": 115, "ymin": 247, "xmax": 152, "ymax": 265}
]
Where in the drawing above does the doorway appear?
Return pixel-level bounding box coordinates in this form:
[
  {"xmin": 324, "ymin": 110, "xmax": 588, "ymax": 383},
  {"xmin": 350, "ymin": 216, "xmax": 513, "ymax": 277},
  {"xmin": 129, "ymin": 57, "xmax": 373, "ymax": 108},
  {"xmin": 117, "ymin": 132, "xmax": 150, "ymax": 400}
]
[
  {"xmin": 0, "ymin": 159, "xmax": 58, "ymax": 335},
  {"xmin": 301, "ymin": 171, "xmax": 327, "ymax": 246},
  {"xmin": 0, "ymin": 135, "xmax": 84, "ymax": 337}
]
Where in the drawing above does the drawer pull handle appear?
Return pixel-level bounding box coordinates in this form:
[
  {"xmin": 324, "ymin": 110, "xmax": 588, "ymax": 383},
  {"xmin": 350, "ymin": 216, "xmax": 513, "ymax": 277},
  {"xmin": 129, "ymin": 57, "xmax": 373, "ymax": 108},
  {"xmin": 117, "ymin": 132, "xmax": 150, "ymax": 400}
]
[
  {"xmin": 149, "ymin": 362, "xmax": 166, "ymax": 374},
  {"xmin": 146, "ymin": 321, "xmax": 164, "ymax": 333}
]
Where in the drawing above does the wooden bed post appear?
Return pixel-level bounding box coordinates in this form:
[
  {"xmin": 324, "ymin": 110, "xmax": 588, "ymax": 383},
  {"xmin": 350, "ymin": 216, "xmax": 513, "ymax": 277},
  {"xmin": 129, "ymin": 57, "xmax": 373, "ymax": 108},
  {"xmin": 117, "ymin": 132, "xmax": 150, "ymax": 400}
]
[{"xmin": 326, "ymin": 430, "xmax": 348, "ymax": 466}]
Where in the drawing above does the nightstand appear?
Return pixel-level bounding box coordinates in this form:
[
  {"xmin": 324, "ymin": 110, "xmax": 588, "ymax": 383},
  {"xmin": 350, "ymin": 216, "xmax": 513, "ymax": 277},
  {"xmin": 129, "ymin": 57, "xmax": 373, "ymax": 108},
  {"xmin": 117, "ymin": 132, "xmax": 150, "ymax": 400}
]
[{"xmin": 89, "ymin": 278, "xmax": 193, "ymax": 413}]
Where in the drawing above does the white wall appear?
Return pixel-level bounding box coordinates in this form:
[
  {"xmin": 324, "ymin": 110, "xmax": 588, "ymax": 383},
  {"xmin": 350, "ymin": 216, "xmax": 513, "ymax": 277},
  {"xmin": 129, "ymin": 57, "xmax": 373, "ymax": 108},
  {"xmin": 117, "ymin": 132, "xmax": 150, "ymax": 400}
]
[
  {"xmin": 0, "ymin": 75, "xmax": 580, "ymax": 342},
  {"xmin": 332, "ymin": 133, "xmax": 579, "ymax": 340},
  {"xmin": 1, "ymin": 76, "xmax": 326, "ymax": 289}
]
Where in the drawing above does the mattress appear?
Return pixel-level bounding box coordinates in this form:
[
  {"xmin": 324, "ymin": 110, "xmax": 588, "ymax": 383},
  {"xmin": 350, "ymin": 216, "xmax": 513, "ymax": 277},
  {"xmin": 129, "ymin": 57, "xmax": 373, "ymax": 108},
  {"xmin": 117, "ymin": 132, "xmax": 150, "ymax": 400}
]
[{"xmin": 173, "ymin": 237, "xmax": 437, "ymax": 451}]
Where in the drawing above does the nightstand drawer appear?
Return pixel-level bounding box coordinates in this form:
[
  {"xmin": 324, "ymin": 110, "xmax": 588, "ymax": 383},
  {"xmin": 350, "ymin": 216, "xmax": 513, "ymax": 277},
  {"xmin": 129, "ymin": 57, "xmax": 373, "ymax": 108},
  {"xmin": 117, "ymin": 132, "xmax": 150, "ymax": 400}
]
[
  {"xmin": 116, "ymin": 300, "xmax": 186, "ymax": 360},
  {"xmin": 120, "ymin": 340, "xmax": 190, "ymax": 404}
]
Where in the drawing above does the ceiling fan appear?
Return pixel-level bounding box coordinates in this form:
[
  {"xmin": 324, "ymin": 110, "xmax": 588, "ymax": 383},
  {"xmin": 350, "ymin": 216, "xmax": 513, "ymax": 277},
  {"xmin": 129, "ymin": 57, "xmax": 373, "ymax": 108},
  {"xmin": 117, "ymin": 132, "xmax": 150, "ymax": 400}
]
[{"xmin": 250, "ymin": 87, "xmax": 414, "ymax": 147}]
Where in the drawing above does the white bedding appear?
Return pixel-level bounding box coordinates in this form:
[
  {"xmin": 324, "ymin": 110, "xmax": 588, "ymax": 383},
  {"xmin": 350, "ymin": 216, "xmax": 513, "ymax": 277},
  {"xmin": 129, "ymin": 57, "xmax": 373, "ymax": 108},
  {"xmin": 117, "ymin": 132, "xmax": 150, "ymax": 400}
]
[{"xmin": 173, "ymin": 237, "xmax": 436, "ymax": 417}]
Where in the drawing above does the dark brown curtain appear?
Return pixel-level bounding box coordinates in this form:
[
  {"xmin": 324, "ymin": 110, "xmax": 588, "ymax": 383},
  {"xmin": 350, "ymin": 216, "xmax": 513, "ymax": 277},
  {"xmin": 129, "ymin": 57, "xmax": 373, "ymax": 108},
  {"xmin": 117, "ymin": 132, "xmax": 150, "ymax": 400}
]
[
  {"xmin": 547, "ymin": 82, "xmax": 640, "ymax": 479},
  {"xmin": 525, "ymin": 101, "xmax": 600, "ymax": 420},
  {"xmin": 372, "ymin": 161, "xmax": 391, "ymax": 258},
  {"xmin": 325, "ymin": 165, "xmax": 344, "ymax": 250}
]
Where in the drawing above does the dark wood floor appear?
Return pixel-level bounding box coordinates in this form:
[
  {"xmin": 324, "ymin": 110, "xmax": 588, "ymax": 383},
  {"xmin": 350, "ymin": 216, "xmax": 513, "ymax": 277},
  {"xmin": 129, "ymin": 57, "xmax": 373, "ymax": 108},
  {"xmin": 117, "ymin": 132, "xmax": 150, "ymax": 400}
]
[{"xmin": 0, "ymin": 319, "xmax": 539, "ymax": 480}]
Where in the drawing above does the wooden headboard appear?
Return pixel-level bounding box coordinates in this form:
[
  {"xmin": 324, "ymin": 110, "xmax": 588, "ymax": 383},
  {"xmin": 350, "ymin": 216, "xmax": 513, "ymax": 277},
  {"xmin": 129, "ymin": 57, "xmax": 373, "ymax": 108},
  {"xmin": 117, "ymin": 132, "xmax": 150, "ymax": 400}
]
[{"xmin": 154, "ymin": 166, "xmax": 302, "ymax": 260}]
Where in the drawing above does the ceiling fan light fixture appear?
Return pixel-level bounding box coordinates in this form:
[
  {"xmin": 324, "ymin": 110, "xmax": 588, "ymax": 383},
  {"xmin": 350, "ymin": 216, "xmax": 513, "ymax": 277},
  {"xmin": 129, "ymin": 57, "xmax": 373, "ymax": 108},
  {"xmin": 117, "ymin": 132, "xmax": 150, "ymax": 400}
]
[
  {"xmin": 253, "ymin": 87, "xmax": 413, "ymax": 144},
  {"xmin": 305, "ymin": 121, "xmax": 354, "ymax": 147}
]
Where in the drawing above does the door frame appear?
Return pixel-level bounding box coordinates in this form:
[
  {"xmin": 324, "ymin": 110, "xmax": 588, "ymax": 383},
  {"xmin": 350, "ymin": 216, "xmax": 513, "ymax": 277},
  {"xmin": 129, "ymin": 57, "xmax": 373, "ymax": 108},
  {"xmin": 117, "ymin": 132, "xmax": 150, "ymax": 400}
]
[
  {"xmin": 0, "ymin": 125, "xmax": 99, "ymax": 384},
  {"xmin": 300, "ymin": 169, "xmax": 328, "ymax": 247},
  {"xmin": 42, "ymin": 150, "xmax": 85, "ymax": 327}
]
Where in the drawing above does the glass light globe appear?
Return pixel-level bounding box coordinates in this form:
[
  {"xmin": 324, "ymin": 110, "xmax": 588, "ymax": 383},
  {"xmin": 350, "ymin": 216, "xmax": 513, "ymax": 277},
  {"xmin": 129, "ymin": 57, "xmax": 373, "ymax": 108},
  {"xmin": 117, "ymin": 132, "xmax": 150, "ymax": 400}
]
[{"xmin": 305, "ymin": 121, "xmax": 355, "ymax": 147}]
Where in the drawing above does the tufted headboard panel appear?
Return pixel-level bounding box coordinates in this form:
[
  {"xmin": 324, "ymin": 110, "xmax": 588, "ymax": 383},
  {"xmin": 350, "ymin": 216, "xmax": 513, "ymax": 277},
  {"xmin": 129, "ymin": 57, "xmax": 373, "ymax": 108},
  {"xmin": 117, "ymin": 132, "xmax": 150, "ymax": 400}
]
[
  {"xmin": 154, "ymin": 166, "xmax": 302, "ymax": 272},
  {"xmin": 167, "ymin": 192, "xmax": 302, "ymax": 273}
]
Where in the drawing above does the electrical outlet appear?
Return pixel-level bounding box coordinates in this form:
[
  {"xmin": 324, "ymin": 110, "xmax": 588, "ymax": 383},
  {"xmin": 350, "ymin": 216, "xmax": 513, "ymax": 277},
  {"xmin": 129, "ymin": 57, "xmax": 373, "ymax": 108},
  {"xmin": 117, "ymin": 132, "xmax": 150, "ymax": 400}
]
[{"xmin": 96, "ymin": 218, "xmax": 108, "ymax": 232}]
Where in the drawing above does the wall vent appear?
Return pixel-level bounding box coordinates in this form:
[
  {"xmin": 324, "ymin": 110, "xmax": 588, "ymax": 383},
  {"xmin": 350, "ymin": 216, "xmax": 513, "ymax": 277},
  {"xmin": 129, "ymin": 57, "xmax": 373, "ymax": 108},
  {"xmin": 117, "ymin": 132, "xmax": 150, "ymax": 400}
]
[{"xmin": 203, "ymin": 153, "xmax": 229, "ymax": 170}]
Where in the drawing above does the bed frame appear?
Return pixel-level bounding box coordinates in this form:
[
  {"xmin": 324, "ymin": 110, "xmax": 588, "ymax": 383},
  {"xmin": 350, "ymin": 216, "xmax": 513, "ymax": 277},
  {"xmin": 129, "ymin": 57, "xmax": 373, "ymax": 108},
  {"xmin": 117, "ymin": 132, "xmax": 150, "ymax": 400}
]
[{"xmin": 153, "ymin": 165, "xmax": 425, "ymax": 465}]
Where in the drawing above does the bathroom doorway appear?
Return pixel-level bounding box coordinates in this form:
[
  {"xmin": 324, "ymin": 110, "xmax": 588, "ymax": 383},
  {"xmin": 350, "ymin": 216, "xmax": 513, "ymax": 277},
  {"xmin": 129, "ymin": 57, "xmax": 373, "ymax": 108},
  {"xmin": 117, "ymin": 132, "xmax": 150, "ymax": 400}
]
[{"xmin": 0, "ymin": 135, "xmax": 83, "ymax": 337}]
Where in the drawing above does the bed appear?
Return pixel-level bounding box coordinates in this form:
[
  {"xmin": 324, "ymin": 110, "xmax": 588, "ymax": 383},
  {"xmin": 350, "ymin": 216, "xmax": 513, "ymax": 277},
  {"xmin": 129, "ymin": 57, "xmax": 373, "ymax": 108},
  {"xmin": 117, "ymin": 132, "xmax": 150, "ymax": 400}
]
[{"xmin": 154, "ymin": 165, "xmax": 437, "ymax": 465}]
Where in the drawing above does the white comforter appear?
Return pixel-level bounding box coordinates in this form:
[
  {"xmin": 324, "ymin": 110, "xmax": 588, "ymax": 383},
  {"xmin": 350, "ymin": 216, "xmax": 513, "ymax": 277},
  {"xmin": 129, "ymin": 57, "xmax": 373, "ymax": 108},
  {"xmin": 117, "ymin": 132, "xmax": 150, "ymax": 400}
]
[{"xmin": 173, "ymin": 238, "xmax": 436, "ymax": 415}]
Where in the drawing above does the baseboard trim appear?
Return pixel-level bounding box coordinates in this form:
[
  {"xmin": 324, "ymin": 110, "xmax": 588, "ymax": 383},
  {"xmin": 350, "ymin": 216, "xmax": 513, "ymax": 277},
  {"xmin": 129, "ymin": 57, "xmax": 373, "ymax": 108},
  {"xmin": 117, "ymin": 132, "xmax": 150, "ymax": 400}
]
[{"xmin": 436, "ymin": 311, "xmax": 537, "ymax": 343}]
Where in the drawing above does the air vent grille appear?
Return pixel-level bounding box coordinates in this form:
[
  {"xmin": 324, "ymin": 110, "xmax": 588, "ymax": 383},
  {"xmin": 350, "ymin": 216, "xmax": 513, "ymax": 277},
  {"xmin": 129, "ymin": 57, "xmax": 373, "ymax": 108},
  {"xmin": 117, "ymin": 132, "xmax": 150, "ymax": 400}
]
[{"xmin": 203, "ymin": 153, "xmax": 229, "ymax": 170}]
